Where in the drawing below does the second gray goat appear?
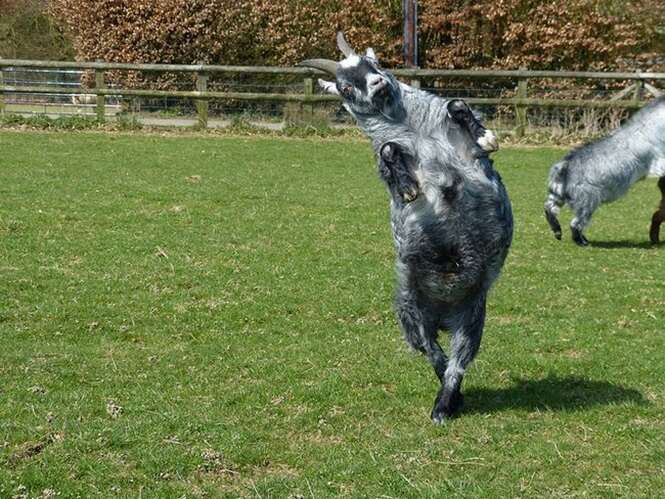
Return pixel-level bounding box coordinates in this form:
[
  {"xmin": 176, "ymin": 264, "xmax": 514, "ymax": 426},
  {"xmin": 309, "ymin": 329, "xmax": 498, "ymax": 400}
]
[{"xmin": 544, "ymin": 96, "xmax": 665, "ymax": 246}]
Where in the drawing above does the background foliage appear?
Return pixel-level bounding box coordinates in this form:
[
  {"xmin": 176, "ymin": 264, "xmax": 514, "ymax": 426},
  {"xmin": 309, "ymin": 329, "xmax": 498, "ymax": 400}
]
[
  {"xmin": 418, "ymin": 0, "xmax": 665, "ymax": 70},
  {"xmin": 3, "ymin": 1, "xmax": 663, "ymax": 71},
  {"xmin": 0, "ymin": 0, "xmax": 73, "ymax": 59},
  {"xmin": 45, "ymin": 0, "xmax": 664, "ymax": 71},
  {"xmin": 46, "ymin": 1, "xmax": 404, "ymax": 66}
]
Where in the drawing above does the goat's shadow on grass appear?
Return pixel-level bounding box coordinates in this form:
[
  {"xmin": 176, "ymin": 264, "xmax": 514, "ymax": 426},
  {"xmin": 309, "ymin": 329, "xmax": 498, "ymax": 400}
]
[
  {"xmin": 464, "ymin": 375, "xmax": 646, "ymax": 414},
  {"xmin": 589, "ymin": 239, "xmax": 659, "ymax": 250}
]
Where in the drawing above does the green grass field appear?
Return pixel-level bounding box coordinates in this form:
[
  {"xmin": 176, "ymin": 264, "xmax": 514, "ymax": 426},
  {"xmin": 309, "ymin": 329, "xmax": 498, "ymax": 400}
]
[{"xmin": 1, "ymin": 131, "xmax": 663, "ymax": 498}]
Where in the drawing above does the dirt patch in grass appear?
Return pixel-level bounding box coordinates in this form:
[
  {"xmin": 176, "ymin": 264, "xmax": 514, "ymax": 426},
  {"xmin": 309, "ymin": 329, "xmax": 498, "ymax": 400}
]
[{"xmin": 7, "ymin": 432, "xmax": 64, "ymax": 466}]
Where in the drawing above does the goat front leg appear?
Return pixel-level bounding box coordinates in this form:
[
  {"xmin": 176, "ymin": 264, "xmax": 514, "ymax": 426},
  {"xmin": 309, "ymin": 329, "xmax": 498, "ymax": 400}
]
[
  {"xmin": 447, "ymin": 99, "xmax": 498, "ymax": 154},
  {"xmin": 379, "ymin": 142, "xmax": 420, "ymax": 203},
  {"xmin": 431, "ymin": 294, "xmax": 486, "ymax": 424},
  {"xmin": 649, "ymin": 176, "xmax": 665, "ymax": 244}
]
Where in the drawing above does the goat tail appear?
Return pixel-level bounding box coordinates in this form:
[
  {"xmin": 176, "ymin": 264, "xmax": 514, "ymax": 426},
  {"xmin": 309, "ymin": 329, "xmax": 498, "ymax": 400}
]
[{"xmin": 544, "ymin": 160, "xmax": 568, "ymax": 240}]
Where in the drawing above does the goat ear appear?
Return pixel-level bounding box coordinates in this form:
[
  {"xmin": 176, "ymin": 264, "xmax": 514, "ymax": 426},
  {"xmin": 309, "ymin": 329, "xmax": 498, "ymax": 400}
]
[
  {"xmin": 318, "ymin": 78, "xmax": 340, "ymax": 96},
  {"xmin": 365, "ymin": 48, "xmax": 377, "ymax": 61}
]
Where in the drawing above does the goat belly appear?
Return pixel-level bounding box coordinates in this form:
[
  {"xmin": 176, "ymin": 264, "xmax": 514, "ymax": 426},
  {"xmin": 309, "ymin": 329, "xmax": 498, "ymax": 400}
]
[
  {"xmin": 419, "ymin": 272, "xmax": 475, "ymax": 304},
  {"xmin": 406, "ymin": 248, "xmax": 483, "ymax": 304}
]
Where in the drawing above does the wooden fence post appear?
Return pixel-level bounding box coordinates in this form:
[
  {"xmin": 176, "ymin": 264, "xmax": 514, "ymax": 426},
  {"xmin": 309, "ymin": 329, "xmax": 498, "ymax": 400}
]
[
  {"xmin": 302, "ymin": 77, "xmax": 314, "ymax": 124},
  {"xmin": 0, "ymin": 67, "xmax": 4, "ymax": 116},
  {"xmin": 632, "ymin": 77, "xmax": 644, "ymax": 104},
  {"xmin": 196, "ymin": 70, "xmax": 209, "ymax": 129},
  {"xmin": 515, "ymin": 67, "xmax": 528, "ymax": 138},
  {"xmin": 95, "ymin": 66, "xmax": 105, "ymax": 121}
]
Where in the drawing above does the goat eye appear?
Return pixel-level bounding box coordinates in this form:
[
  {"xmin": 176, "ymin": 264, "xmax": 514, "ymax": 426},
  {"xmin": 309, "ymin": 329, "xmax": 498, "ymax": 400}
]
[{"xmin": 341, "ymin": 84, "xmax": 353, "ymax": 95}]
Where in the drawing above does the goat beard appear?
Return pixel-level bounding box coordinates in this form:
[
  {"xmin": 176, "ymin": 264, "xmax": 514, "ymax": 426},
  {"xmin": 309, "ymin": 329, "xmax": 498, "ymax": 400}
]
[{"xmin": 376, "ymin": 91, "xmax": 405, "ymax": 123}]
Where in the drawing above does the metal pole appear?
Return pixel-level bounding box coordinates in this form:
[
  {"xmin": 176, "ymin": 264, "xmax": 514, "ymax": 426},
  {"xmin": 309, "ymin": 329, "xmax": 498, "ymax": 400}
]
[{"xmin": 403, "ymin": 0, "xmax": 418, "ymax": 68}]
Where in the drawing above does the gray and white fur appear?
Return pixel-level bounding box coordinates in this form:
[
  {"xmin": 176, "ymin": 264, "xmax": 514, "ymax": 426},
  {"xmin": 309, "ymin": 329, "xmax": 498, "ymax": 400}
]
[
  {"xmin": 300, "ymin": 33, "xmax": 513, "ymax": 423},
  {"xmin": 544, "ymin": 96, "xmax": 665, "ymax": 246}
]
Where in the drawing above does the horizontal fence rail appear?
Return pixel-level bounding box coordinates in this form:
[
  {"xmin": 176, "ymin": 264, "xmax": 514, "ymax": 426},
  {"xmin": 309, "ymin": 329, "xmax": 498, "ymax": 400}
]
[
  {"xmin": 2, "ymin": 58, "xmax": 665, "ymax": 80},
  {"xmin": 1, "ymin": 58, "xmax": 664, "ymax": 133}
]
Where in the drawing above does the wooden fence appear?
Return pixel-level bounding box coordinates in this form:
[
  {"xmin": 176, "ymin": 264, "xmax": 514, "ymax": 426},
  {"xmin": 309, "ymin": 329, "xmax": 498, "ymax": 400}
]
[{"xmin": 1, "ymin": 58, "xmax": 664, "ymax": 136}]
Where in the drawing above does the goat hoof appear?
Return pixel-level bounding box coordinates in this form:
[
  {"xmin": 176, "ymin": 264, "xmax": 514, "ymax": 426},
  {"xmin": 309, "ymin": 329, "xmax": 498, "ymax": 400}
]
[
  {"xmin": 431, "ymin": 391, "xmax": 464, "ymax": 424},
  {"xmin": 431, "ymin": 404, "xmax": 454, "ymax": 425},
  {"xmin": 402, "ymin": 189, "xmax": 419, "ymax": 203},
  {"xmin": 554, "ymin": 231, "xmax": 562, "ymax": 240},
  {"xmin": 380, "ymin": 142, "xmax": 398, "ymax": 162},
  {"xmin": 650, "ymin": 218, "xmax": 662, "ymax": 244},
  {"xmin": 572, "ymin": 229, "xmax": 589, "ymax": 246},
  {"xmin": 573, "ymin": 236, "xmax": 589, "ymax": 247},
  {"xmin": 431, "ymin": 411, "xmax": 447, "ymax": 425},
  {"xmin": 477, "ymin": 130, "xmax": 499, "ymax": 152}
]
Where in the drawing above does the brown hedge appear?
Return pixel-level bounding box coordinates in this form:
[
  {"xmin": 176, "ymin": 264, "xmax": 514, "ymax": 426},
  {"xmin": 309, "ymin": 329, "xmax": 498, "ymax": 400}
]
[
  {"xmin": 47, "ymin": 1, "xmax": 403, "ymax": 66},
  {"xmin": 48, "ymin": 0, "xmax": 663, "ymax": 72},
  {"xmin": 419, "ymin": 0, "xmax": 664, "ymax": 71},
  {"xmin": 1, "ymin": 0, "xmax": 73, "ymax": 59}
]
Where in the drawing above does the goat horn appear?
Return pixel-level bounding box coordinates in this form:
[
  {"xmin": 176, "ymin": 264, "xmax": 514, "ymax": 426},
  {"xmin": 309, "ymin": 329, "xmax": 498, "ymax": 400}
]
[
  {"xmin": 336, "ymin": 31, "xmax": 356, "ymax": 57},
  {"xmin": 297, "ymin": 58, "xmax": 339, "ymax": 75}
]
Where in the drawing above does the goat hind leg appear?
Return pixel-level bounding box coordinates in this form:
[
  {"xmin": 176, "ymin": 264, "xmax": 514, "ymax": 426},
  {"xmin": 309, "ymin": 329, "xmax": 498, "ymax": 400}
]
[
  {"xmin": 570, "ymin": 209, "xmax": 593, "ymax": 246},
  {"xmin": 395, "ymin": 286, "xmax": 447, "ymax": 382},
  {"xmin": 649, "ymin": 176, "xmax": 665, "ymax": 244},
  {"xmin": 544, "ymin": 194, "xmax": 563, "ymax": 240},
  {"xmin": 423, "ymin": 335, "xmax": 448, "ymax": 383},
  {"xmin": 650, "ymin": 210, "xmax": 665, "ymax": 244},
  {"xmin": 431, "ymin": 295, "xmax": 486, "ymax": 424}
]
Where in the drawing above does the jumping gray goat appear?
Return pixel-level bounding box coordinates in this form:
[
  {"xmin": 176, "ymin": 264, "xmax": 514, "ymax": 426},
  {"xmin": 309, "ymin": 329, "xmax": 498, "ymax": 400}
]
[
  {"xmin": 300, "ymin": 33, "xmax": 513, "ymax": 423},
  {"xmin": 544, "ymin": 96, "xmax": 665, "ymax": 246}
]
